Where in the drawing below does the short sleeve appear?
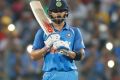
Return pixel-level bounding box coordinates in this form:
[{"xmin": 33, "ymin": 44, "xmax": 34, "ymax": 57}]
[
  {"xmin": 32, "ymin": 29, "xmax": 45, "ymax": 50},
  {"xmin": 73, "ymin": 28, "xmax": 85, "ymax": 51}
]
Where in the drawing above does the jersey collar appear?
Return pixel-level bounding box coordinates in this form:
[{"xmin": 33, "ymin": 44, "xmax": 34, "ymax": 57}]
[
  {"xmin": 62, "ymin": 22, "xmax": 69, "ymax": 30},
  {"xmin": 53, "ymin": 22, "xmax": 70, "ymax": 32}
]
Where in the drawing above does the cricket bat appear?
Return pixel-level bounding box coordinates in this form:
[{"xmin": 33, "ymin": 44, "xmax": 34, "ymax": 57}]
[{"xmin": 30, "ymin": 1, "xmax": 54, "ymax": 36}]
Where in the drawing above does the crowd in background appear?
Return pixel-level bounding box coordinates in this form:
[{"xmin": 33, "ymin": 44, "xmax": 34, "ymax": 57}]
[{"xmin": 0, "ymin": 0, "xmax": 120, "ymax": 80}]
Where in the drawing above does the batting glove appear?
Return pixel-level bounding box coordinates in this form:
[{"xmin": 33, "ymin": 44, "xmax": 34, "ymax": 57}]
[
  {"xmin": 44, "ymin": 33, "xmax": 60, "ymax": 48},
  {"xmin": 53, "ymin": 40, "xmax": 70, "ymax": 51}
]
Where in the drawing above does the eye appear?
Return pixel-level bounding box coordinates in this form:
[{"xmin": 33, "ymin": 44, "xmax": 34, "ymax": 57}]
[{"xmin": 50, "ymin": 9, "xmax": 67, "ymax": 13}]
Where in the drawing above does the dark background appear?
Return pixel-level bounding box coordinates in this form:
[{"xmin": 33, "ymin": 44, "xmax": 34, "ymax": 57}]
[{"xmin": 0, "ymin": 0, "xmax": 120, "ymax": 80}]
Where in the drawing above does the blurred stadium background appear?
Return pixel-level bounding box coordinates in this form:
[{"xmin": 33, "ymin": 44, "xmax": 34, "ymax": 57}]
[{"xmin": 0, "ymin": 0, "xmax": 120, "ymax": 80}]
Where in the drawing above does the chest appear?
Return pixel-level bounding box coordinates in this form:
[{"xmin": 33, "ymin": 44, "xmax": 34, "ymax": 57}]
[
  {"xmin": 59, "ymin": 30, "xmax": 75, "ymax": 43},
  {"xmin": 43, "ymin": 28, "xmax": 75, "ymax": 45}
]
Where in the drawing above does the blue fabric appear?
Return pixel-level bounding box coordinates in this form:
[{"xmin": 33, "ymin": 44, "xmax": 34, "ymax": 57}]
[
  {"xmin": 32, "ymin": 29, "xmax": 45, "ymax": 50},
  {"xmin": 32, "ymin": 23, "xmax": 85, "ymax": 72},
  {"xmin": 42, "ymin": 70, "xmax": 78, "ymax": 80}
]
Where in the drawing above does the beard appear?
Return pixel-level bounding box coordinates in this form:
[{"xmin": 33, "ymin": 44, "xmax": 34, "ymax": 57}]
[
  {"xmin": 50, "ymin": 15, "xmax": 66, "ymax": 24},
  {"xmin": 53, "ymin": 16, "xmax": 64, "ymax": 24}
]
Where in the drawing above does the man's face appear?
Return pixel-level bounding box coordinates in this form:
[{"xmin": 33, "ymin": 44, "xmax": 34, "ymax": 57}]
[{"xmin": 49, "ymin": 10, "xmax": 68, "ymax": 24}]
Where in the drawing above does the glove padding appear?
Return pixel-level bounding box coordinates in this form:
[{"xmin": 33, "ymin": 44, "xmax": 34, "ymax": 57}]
[
  {"xmin": 59, "ymin": 49, "xmax": 69, "ymax": 56},
  {"xmin": 53, "ymin": 40, "xmax": 70, "ymax": 51},
  {"xmin": 44, "ymin": 33, "xmax": 60, "ymax": 48}
]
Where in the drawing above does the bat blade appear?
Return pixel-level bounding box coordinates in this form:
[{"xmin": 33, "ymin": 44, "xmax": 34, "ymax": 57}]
[{"xmin": 30, "ymin": 1, "xmax": 54, "ymax": 35}]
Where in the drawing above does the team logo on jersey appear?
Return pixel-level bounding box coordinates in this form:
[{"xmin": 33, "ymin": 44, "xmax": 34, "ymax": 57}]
[{"xmin": 66, "ymin": 33, "xmax": 71, "ymax": 38}]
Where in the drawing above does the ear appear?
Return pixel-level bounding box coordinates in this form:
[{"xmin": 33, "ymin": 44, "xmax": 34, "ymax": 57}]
[
  {"xmin": 48, "ymin": 11, "xmax": 52, "ymax": 17},
  {"xmin": 65, "ymin": 12, "xmax": 68, "ymax": 17}
]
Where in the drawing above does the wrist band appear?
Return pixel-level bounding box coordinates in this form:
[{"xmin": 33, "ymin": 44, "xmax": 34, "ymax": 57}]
[
  {"xmin": 44, "ymin": 46, "xmax": 50, "ymax": 52},
  {"xmin": 73, "ymin": 51, "xmax": 82, "ymax": 61}
]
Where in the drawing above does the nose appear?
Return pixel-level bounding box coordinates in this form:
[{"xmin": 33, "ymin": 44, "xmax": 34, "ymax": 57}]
[
  {"xmin": 56, "ymin": 12, "xmax": 61, "ymax": 15},
  {"xmin": 55, "ymin": 13, "xmax": 62, "ymax": 17}
]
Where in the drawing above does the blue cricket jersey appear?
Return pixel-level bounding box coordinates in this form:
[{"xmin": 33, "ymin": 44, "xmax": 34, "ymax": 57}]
[{"xmin": 32, "ymin": 23, "xmax": 85, "ymax": 72}]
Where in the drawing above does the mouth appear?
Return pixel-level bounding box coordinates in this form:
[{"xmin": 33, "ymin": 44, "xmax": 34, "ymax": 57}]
[
  {"xmin": 56, "ymin": 16, "xmax": 62, "ymax": 19},
  {"xmin": 55, "ymin": 14, "xmax": 67, "ymax": 19},
  {"xmin": 50, "ymin": 16, "xmax": 65, "ymax": 24}
]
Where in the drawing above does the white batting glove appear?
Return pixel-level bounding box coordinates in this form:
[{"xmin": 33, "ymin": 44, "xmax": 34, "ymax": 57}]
[
  {"xmin": 44, "ymin": 33, "xmax": 60, "ymax": 48},
  {"xmin": 53, "ymin": 40, "xmax": 70, "ymax": 51}
]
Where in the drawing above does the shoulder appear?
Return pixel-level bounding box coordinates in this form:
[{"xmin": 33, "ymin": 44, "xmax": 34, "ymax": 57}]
[
  {"xmin": 35, "ymin": 28, "xmax": 44, "ymax": 35},
  {"xmin": 36, "ymin": 28, "xmax": 44, "ymax": 33},
  {"xmin": 69, "ymin": 26, "xmax": 81, "ymax": 33},
  {"xmin": 34, "ymin": 28, "xmax": 45, "ymax": 39}
]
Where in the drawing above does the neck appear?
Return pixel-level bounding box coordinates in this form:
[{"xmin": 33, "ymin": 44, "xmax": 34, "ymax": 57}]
[{"xmin": 53, "ymin": 22, "xmax": 65, "ymax": 31}]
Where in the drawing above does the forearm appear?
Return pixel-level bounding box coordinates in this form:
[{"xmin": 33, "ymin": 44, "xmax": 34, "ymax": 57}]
[
  {"xmin": 60, "ymin": 49, "xmax": 85, "ymax": 60},
  {"xmin": 30, "ymin": 47, "xmax": 48, "ymax": 60},
  {"xmin": 67, "ymin": 51, "xmax": 76, "ymax": 59},
  {"xmin": 60, "ymin": 49, "xmax": 76, "ymax": 59},
  {"xmin": 73, "ymin": 49, "xmax": 85, "ymax": 61},
  {"xmin": 66, "ymin": 51, "xmax": 84, "ymax": 60}
]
